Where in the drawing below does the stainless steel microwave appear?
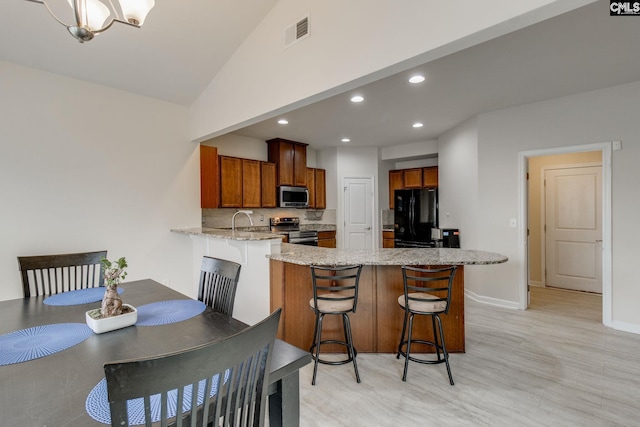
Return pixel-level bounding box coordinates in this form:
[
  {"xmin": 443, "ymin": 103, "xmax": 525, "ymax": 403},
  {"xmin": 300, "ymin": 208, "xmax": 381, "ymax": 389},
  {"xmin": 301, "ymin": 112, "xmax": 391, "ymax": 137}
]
[{"xmin": 278, "ymin": 186, "xmax": 309, "ymax": 208}]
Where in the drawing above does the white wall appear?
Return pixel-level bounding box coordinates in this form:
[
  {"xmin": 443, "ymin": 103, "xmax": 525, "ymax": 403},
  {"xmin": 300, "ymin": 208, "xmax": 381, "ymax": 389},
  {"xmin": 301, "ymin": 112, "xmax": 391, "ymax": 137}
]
[
  {"xmin": 0, "ymin": 61, "xmax": 200, "ymax": 301},
  {"xmin": 458, "ymin": 80, "xmax": 640, "ymax": 329},
  {"xmin": 190, "ymin": 0, "xmax": 593, "ymax": 141}
]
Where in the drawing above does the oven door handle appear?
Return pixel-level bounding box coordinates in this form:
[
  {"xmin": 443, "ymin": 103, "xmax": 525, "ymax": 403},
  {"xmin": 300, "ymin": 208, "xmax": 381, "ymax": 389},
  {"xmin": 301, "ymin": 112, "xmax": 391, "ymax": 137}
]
[{"xmin": 289, "ymin": 237, "xmax": 318, "ymax": 243}]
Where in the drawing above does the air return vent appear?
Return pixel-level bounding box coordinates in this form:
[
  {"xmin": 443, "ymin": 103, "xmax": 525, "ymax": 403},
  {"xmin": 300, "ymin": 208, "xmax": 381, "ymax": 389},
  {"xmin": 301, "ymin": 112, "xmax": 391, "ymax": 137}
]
[{"xmin": 284, "ymin": 16, "xmax": 309, "ymax": 48}]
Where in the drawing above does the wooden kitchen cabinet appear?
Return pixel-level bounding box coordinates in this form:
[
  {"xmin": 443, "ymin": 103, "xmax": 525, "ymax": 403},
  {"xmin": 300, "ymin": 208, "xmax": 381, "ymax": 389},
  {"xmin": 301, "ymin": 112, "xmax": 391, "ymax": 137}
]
[
  {"xmin": 261, "ymin": 162, "xmax": 277, "ymax": 208},
  {"xmin": 403, "ymin": 168, "xmax": 423, "ymax": 188},
  {"xmin": 242, "ymin": 159, "xmax": 261, "ymax": 208},
  {"xmin": 315, "ymin": 168, "xmax": 326, "ymax": 209},
  {"xmin": 317, "ymin": 230, "xmax": 336, "ymax": 248},
  {"xmin": 382, "ymin": 230, "xmax": 395, "ymax": 248},
  {"xmin": 200, "ymin": 145, "xmax": 219, "ymax": 208},
  {"xmin": 219, "ymin": 156, "xmax": 243, "ymax": 208},
  {"xmin": 388, "ymin": 166, "xmax": 438, "ymax": 208},
  {"xmin": 389, "ymin": 170, "xmax": 404, "ymax": 209},
  {"xmin": 422, "ymin": 166, "xmax": 438, "ymax": 188},
  {"xmin": 306, "ymin": 168, "xmax": 316, "ymax": 208},
  {"xmin": 266, "ymin": 138, "xmax": 308, "ymax": 187},
  {"xmin": 306, "ymin": 167, "xmax": 326, "ymax": 209}
]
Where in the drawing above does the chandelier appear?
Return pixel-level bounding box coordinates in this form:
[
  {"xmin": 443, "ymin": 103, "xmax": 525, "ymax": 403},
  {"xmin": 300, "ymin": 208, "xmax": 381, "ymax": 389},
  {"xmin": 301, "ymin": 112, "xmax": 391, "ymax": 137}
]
[{"xmin": 25, "ymin": 0, "xmax": 155, "ymax": 43}]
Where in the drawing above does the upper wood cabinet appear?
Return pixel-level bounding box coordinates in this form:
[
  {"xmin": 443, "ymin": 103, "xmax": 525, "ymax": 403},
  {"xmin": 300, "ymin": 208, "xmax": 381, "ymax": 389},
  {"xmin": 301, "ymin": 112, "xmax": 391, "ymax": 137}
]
[
  {"xmin": 266, "ymin": 138, "xmax": 308, "ymax": 187},
  {"xmin": 388, "ymin": 170, "xmax": 404, "ymax": 209},
  {"xmin": 403, "ymin": 168, "xmax": 423, "ymax": 188},
  {"xmin": 220, "ymin": 156, "xmax": 243, "ymax": 208},
  {"xmin": 315, "ymin": 168, "xmax": 326, "ymax": 209},
  {"xmin": 261, "ymin": 162, "xmax": 277, "ymax": 208},
  {"xmin": 306, "ymin": 167, "xmax": 326, "ymax": 209},
  {"xmin": 422, "ymin": 166, "xmax": 438, "ymax": 188},
  {"xmin": 388, "ymin": 166, "xmax": 438, "ymax": 208},
  {"xmin": 306, "ymin": 168, "xmax": 316, "ymax": 208},
  {"xmin": 200, "ymin": 145, "xmax": 219, "ymax": 209},
  {"xmin": 242, "ymin": 159, "xmax": 261, "ymax": 208}
]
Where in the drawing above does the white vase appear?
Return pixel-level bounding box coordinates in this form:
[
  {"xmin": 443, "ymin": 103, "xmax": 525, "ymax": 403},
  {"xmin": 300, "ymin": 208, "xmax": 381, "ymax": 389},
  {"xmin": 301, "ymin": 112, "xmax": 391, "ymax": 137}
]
[{"xmin": 85, "ymin": 304, "xmax": 137, "ymax": 334}]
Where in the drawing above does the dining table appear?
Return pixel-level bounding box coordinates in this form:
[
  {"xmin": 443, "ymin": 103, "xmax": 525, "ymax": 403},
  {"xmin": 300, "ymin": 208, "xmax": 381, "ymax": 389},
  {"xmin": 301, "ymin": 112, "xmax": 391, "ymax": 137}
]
[{"xmin": 0, "ymin": 279, "xmax": 311, "ymax": 427}]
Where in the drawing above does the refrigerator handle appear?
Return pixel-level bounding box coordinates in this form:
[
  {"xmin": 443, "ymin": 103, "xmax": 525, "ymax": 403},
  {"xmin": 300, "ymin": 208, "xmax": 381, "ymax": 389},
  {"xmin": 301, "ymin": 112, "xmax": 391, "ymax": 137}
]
[{"xmin": 409, "ymin": 195, "xmax": 414, "ymax": 235}]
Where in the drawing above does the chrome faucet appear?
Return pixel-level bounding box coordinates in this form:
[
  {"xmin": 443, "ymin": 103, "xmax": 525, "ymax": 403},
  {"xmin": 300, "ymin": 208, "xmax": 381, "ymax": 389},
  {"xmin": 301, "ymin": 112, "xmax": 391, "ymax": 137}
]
[{"xmin": 231, "ymin": 210, "xmax": 254, "ymax": 231}]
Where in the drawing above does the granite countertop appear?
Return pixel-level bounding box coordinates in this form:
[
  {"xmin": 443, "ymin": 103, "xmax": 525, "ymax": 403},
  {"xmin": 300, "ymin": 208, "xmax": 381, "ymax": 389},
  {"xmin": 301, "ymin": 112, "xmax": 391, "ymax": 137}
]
[
  {"xmin": 268, "ymin": 243, "xmax": 508, "ymax": 266},
  {"xmin": 300, "ymin": 224, "xmax": 336, "ymax": 232},
  {"xmin": 171, "ymin": 227, "xmax": 282, "ymax": 241}
]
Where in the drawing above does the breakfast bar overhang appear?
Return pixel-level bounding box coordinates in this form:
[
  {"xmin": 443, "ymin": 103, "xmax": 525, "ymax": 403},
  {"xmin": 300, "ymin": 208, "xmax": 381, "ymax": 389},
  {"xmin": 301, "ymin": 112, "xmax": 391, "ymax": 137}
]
[{"xmin": 268, "ymin": 245, "xmax": 508, "ymax": 353}]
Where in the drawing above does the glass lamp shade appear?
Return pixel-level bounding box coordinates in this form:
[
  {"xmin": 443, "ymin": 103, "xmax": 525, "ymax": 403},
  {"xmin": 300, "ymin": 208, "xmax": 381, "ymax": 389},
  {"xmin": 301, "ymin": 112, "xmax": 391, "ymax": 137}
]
[
  {"xmin": 118, "ymin": 0, "xmax": 155, "ymax": 26},
  {"xmin": 66, "ymin": 0, "xmax": 111, "ymax": 31}
]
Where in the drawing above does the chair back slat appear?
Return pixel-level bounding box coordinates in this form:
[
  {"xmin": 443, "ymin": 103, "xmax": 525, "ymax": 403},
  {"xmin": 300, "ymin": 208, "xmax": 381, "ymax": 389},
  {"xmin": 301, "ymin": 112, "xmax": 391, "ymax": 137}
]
[
  {"xmin": 17, "ymin": 250, "xmax": 107, "ymax": 298},
  {"xmin": 401, "ymin": 265, "xmax": 457, "ymax": 314},
  {"xmin": 198, "ymin": 257, "xmax": 241, "ymax": 318},
  {"xmin": 104, "ymin": 308, "xmax": 281, "ymax": 427},
  {"xmin": 310, "ymin": 264, "xmax": 362, "ymax": 313}
]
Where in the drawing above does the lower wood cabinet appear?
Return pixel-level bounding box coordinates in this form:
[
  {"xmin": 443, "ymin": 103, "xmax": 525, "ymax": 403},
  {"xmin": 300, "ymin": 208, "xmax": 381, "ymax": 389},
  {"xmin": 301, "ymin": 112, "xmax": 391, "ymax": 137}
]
[
  {"xmin": 317, "ymin": 230, "xmax": 336, "ymax": 248},
  {"xmin": 382, "ymin": 230, "xmax": 394, "ymax": 248}
]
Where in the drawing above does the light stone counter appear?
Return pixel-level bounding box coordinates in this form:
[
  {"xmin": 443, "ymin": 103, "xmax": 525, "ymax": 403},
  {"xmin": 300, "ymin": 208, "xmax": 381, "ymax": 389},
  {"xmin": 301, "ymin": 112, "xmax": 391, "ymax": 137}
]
[
  {"xmin": 171, "ymin": 227, "xmax": 280, "ymax": 241},
  {"xmin": 268, "ymin": 243, "xmax": 508, "ymax": 266}
]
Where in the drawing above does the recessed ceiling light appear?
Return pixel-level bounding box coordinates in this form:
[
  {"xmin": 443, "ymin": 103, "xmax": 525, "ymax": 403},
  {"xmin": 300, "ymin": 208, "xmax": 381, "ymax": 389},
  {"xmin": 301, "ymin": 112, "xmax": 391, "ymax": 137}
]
[
  {"xmin": 409, "ymin": 75, "xmax": 425, "ymax": 84},
  {"xmin": 277, "ymin": 119, "xmax": 288, "ymax": 125},
  {"xmin": 350, "ymin": 95, "xmax": 364, "ymax": 103},
  {"xmin": 412, "ymin": 122, "xmax": 424, "ymax": 128},
  {"xmin": 341, "ymin": 138, "xmax": 351, "ymax": 143}
]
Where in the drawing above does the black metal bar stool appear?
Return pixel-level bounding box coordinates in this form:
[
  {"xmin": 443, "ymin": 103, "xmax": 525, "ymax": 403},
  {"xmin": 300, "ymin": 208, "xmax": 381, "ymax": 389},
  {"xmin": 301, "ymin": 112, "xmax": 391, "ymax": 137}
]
[
  {"xmin": 309, "ymin": 264, "xmax": 363, "ymax": 385},
  {"xmin": 397, "ymin": 265, "xmax": 457, "ymax": 384}
]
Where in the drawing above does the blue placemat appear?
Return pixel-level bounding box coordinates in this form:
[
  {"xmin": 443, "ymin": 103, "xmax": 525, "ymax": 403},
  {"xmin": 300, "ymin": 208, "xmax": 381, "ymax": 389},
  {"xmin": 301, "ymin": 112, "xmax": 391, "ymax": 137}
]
[
  {"xmin": 44, "ymin": 287, "xmax": 124, "ymax": 306},
  {"xmin": 0, "ymin": 323, "xmax": 93, "ymax": 366},
  {"xmin": 135, "ymin": 300, "xmax": 206, "ymax": 326},
  {"xmin": 86, "ymin": 372, "xmax": 228, "ymax": 425}
]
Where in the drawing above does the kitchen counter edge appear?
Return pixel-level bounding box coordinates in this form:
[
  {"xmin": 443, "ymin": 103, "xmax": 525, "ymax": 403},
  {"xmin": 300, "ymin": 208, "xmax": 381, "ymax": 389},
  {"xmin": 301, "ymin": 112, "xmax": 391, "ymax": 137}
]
[{"xmin": 268, "ymin": 243, "xmax": 508, "ymax": 266}]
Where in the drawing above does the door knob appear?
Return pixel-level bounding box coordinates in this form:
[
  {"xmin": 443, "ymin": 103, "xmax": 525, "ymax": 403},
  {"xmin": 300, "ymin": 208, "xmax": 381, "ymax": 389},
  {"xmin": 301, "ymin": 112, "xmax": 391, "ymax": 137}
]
[{"xmin": 365, "ymin": 226, "xmax": 371, "ymax": 230}]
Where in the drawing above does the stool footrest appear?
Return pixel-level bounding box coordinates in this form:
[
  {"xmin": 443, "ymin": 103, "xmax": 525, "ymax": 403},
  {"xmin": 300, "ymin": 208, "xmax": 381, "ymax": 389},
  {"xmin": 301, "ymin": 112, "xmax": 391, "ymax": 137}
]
[
  {"xmin": 397, "ymin": 339, "xmax": 446, "ymax": 365},
  {"xmin": 310, "ymin": 340, "xmax": 357, "ymax": 366}
]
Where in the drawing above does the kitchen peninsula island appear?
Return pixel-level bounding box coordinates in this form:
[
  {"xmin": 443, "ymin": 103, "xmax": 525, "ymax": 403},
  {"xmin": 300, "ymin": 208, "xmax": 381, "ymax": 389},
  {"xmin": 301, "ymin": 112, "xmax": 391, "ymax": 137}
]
[
  {"xmin": 268, "ymin": 244, "xmax": 507, "ymax": 353},
  {"xmin": 172, "ymin": 227, "xmax": 282, "ymax": 325}
]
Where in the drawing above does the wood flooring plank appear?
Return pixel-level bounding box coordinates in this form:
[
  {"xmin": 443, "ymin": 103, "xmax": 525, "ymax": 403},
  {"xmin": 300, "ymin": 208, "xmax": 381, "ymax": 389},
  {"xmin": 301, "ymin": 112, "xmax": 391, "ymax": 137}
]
[{"xmin": 291, "ymin": 286, "xmax": 640, "ymax": 427}]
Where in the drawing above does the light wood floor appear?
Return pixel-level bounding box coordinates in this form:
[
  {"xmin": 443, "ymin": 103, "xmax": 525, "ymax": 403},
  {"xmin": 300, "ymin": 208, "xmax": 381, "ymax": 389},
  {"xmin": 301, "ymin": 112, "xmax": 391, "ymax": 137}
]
[{"xmin": 296, "ymin": 287, "xmax": 640, "ymax": 426}]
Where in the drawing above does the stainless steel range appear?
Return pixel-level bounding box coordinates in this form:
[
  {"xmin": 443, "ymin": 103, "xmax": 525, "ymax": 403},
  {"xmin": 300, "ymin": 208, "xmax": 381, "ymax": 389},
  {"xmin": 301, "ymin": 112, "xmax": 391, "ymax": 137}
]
[{"xmin": 270, "ymin": 217, "xmax": 318, "ymax": 246}]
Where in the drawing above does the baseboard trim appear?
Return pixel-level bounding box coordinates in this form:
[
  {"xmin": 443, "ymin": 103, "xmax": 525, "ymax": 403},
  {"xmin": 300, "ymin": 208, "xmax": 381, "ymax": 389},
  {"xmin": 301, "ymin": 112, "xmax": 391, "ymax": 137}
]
[
  {"xmin": 465, "ymin": 289, "xmax": 520, "ymax": 310},
  {"xmin": 606, "ymin": 319, "xmax": 640, "ymax": 335}
]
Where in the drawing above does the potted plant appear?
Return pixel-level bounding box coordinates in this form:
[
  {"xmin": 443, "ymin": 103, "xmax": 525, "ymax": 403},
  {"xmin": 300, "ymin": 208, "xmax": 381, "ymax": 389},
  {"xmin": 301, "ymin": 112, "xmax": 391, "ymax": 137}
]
[{"xmin": 85, "ymin": 257, "xmax": 138, "ymax": 333}]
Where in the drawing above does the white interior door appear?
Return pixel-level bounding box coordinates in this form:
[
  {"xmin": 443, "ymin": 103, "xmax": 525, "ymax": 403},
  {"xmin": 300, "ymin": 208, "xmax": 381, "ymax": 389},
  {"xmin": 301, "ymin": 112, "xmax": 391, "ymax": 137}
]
[
  {"xmin": 343, "ymin": 177, "xmax": 373, "ymax": 250},
  {"xmin": 545, "ymin": 166, "xmax": 602, "ymax": 293}
]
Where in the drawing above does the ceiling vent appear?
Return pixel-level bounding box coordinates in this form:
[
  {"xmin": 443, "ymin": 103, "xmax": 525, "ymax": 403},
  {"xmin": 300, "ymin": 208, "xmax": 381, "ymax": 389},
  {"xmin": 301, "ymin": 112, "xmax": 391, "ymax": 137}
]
[{"xmin": 284, "ymin": 16, "xmax": 310, "ymax": 48}]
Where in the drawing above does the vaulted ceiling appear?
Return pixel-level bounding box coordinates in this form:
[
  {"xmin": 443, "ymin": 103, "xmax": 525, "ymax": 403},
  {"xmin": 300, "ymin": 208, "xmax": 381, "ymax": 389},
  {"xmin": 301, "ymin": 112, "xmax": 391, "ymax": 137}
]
[{"xmin": 1, "ymin": 1, "xmax": 638, "ymax": 150}]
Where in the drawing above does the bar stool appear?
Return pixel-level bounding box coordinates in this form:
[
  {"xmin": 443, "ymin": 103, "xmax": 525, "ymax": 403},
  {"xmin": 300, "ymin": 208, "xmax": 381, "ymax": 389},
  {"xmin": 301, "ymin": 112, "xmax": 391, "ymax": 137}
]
[
  {"xmin": 309, "ymin": 264, "xmax": 363, "ymax": 385},
  {"xmin": 397, "ymin": 265, "xmax": 457, "ymax": 384}
]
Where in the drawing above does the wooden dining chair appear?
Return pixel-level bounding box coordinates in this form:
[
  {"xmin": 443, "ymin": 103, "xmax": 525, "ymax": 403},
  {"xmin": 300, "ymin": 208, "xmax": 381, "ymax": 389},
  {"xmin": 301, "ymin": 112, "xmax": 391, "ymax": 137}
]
[
  {"xmin": 198, "ymin": 256, "xmax": 241, "ymax": 318},
  {"xmin": 17, "ymin": 250, "xmax": 107, "ymax": 298},
  {"xmin": 104, "ymin": 308, "xmax": 282, "ymax": 427}
]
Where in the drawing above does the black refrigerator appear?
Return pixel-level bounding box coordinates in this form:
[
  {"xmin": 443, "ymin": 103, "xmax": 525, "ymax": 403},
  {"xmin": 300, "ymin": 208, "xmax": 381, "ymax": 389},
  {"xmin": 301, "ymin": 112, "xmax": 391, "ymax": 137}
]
[{"xmin": 394, "ymin": 188, "xmax": 438, "ymax": 247}]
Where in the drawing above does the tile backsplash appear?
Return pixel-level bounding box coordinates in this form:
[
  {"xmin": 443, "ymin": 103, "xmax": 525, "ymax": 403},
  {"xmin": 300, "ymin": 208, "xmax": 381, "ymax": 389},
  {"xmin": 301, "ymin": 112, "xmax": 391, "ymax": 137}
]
[{"xmin": 202, "ymin": 208, "xmax": 336, "ymax": 229}]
